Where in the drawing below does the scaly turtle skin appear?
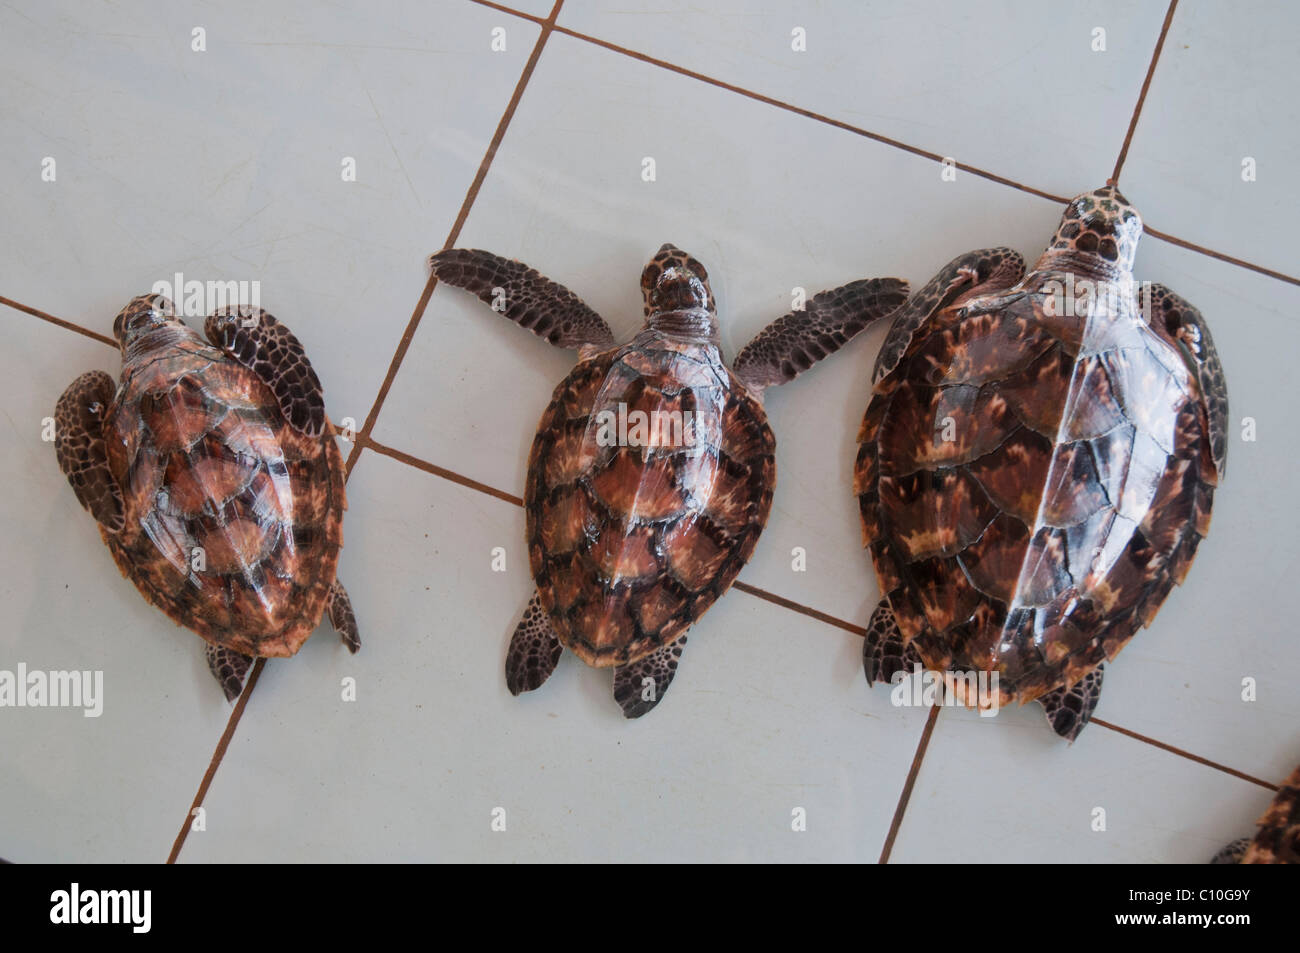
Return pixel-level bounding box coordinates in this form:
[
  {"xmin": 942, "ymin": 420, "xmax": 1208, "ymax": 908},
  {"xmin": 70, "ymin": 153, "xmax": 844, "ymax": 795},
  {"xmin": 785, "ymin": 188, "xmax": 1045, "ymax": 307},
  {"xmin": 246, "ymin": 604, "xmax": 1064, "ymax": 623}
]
[
  {"xmin": 1212, "ymin": 764, "xmax": 1300, "ymax": 864},
  {"xmin": 54, "ymin": 295, "xmax": 360, "ymax": 701},
  {"xmin": 854, "ymin": 186, "xmax": 1227, "ymax": 741},
  {"xmin": 430, "ymin": 244, "xmax": 908, "ymax": 717}
]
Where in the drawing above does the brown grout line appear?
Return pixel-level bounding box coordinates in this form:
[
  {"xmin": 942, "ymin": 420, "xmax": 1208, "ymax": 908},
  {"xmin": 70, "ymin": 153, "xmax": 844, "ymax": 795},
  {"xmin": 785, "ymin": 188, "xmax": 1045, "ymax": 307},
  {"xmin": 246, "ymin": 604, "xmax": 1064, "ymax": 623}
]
[
  {"xmin": 167, "ymin": 0, "xmax": 565, "ymax": 867},
  {"xmin": 731, "ymin": 581, "xmax": 867, "ymax": 637},
  {"xmin": 1144, "ymin": 226, "xmax": 1300, "ymax": 286},
  {"xmin": 1090, "ymin": 718, "xmax": 1280, "ymax": 792},
  {"xmin": 362, "ymin": 434, "xmax": 524, "ymax": 507},
  {"xmin": 343, "ymin": 0, "xmax": 564, "ymax": 483},
  {"xmin": 166, "ymin": 658, "xmax": 266, "ymax": 864},
  {"xmin": 0, "ymin": 295, "xmax": 116, "ymax": 348},
  {"xmin": 878, "ymin": 704, "xmax": 941, "ymax": 864},
  {"xmin": 1112, "ymin": 0, "xmax": 1179, "ymax": 185}
]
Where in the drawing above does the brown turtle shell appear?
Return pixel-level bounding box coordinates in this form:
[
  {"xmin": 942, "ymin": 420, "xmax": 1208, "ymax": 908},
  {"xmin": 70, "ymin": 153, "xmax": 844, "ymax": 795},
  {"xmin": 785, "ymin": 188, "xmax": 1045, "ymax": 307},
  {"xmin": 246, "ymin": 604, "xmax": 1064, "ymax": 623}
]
[
  {"xmin": 526, "ymin": 327, "xmax": 775, "ymax": 667},
  {"xmin": 103, "ymin": 329, "xmax": 345, "ymax": 658},
  {"xmin": 855, "ymin": 277, "xmax": 1218, "ymax": 706}
]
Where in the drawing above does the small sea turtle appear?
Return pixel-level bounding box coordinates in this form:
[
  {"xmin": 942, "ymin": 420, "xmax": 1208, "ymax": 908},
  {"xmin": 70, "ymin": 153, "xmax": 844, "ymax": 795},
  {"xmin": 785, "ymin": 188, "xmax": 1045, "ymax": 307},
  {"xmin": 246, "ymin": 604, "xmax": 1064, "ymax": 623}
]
[
  {"xmin": 854, "ymin": 186, "xmax": 1227, "ymax": 740},
  {"xmin": 1212, "ymin": 765, "xmax": 1300, "ymax": 864},
  {"xmin": 54, "ymin": 294, "xmax": 360, "ymax": 700},
  {"xmin": 430, "ymin": 244, "xmax": 908, "ymax": 716}
]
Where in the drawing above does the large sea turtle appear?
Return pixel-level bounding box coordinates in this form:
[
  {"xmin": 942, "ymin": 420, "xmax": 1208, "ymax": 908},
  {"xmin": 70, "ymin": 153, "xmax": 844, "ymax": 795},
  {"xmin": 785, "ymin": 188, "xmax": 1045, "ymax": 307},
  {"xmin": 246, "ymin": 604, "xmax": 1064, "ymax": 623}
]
[
  {"xmin": 854, "ymin": 186, "xmax": 1227, "ymax": 740},
  {"xmin": 430, "ymin": 244, "xmax": 908, "ymax": 717},
  {"xmin": 54, "ymin": 294, "xmax": 359, "ymax": 700}
]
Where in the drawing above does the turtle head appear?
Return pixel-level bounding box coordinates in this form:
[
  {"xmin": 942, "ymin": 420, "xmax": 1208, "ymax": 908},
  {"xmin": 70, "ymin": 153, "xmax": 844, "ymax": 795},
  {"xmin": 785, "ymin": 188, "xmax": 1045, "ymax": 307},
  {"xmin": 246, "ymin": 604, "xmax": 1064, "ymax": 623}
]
[
  {"xmin": 1039, "ymin": 185, "xmax": 1143, "ymax": 273},
  {"xmin": 112, "ymin": 294, "xmax": 185, "ymax": 355},
  {"xmin": 641, "ymin": 243, "xmax": 718, "ymax": 341}
]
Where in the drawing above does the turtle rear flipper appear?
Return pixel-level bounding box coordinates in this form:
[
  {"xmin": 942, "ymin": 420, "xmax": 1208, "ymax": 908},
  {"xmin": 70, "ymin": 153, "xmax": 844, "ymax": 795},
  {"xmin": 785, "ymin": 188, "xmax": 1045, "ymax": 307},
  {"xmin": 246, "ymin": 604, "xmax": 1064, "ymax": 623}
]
[
  {"xmin": 55, "ymin": 370, "xmax": 125, "ymax": 533},
  {"xmin": 203, "ymin": 307, "xmax": 328, "ymax": 438},
  {"xmin": 429, "ymin": 248, "xmax": 617, "ymax": 350},
  {"xmin": 205, "ymin": 643, "xmax": 253, "ymax": 702},
  {"xmin": 326, "ymin": 579, "xmax": 360, "ymax": 653},
  {"xmin": 506, "ymin": 593, "xmax": 563, "ymax": 695},
  {"xmin": 862, "ymin": 596, "xmax": 923, "ymax": 685},
  {"xmin": 1038, "ymin": 665, "xmax": 1104, "ymax": 743},
  {"xmin": 732, "ymin": 278, "xmax": 909, "ymax": 396},
  {"xmin": 613, "ymin": 637, "xmax": 686, "ymax": 719},
  {"xmin": 872, "ymin": 247, "xmax": 1025, "ymax": 386},
  {"xmin": 1211, "ymin": 837, "xmax": 1251, "ymax": 865},
  {"xmin": 867, "ymin": 593, "xmax": 1106, "ymax": 742}
]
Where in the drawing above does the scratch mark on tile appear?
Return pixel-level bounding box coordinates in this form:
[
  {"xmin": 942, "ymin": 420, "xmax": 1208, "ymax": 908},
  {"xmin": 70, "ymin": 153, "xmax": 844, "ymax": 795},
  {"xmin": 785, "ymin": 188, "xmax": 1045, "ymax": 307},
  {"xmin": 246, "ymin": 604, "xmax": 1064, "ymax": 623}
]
[{"xmin": 366, "ymin": 87, "xmax": 421, "ymax": 204}]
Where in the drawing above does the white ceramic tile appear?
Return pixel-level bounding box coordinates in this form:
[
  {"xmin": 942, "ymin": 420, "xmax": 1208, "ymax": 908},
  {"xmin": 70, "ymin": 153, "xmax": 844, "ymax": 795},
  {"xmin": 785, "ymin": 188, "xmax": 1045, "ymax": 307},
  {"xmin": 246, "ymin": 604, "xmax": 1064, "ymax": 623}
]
[
  {"xmin": 0, "ymin": 321, "xmax": 225, "ymax": 862},
  {"xmin": 557, "ymin": 0, "xmax": 1170, "ymax": 199},
  {"xmin": 371, "ymin": 29, "xmax": 1060, "ymax": 626},
  {"xmin": 0, "ymin": 0, "xmax": 540, "ymax": 430},
  {"xmin": 889, "ymin": 705, "xmax": 1274, "ymax": 863},
  {"xmin": 1120, "ymin": 0, "xmax": 1300, "ymax": 276},
  {"xmin": 176, "ymin": 452, "xmax": 928, "ymax": 862}
]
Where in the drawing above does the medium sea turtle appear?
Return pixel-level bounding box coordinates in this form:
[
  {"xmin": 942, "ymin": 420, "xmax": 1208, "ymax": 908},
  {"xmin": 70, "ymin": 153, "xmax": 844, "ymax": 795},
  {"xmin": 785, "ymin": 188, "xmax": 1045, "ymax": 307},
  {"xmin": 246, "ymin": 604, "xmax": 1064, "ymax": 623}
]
[
  {"xmin": 1212, "ymin": 764, "xmax": 1300, "ymax": 864},
  {"xmin": 429, "ymin": 244, "xmax": 908, "ymax": 717},
  {"xmin": 854, "ymin": 185, "xmax": 1227, "ymax": 740},
  {"xmin": 54, "ymin": 294, "xmax": 360, "ymax": 700}
]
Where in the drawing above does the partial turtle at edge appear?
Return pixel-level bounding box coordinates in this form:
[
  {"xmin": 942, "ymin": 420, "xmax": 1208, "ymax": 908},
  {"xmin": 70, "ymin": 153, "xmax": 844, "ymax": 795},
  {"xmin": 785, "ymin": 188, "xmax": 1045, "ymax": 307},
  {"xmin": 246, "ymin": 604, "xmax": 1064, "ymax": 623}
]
[{"xmin": 1212, "ymin": 765, "xmax": 1300, "ymax": 864}]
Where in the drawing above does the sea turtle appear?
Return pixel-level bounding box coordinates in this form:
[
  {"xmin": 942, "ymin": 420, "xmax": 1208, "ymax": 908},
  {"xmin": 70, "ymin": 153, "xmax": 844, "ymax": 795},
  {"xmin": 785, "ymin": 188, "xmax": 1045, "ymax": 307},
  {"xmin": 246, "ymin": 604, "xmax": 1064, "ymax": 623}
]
[
  {"xmin": 854, "ymin": 185, "xmax": 1227, "ymax": 740},
  {"xmin": 54, "ymin": 294, "xmax": 360, "ymax": 701},
  {"xmin": 429, "ymin": 244, "xmax": 908, "ymax": 717},
  {"xmin": 1212, "ymin": 764, "xmax": 1300, "ymax": 864}
]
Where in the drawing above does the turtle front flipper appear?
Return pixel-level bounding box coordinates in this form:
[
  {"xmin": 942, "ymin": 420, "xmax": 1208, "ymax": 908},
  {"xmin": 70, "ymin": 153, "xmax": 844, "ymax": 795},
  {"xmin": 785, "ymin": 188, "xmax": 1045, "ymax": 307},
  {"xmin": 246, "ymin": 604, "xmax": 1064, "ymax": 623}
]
[
  {"xmin": 429, "ymin": 248, "xmax": 617, "ymax": 350},
  {"xmin": 873, "ymin": 247, "xmax": 1025, "ymax": 386},
  {"xmin": 1145, "ymin": 284, "xmax": 1229, "ymax": 480},
  {"xmin": 205, "ymin": 643, "xmax": 254, "ymax": 702},
  {"xmin": 326, "ymin": 580, "xmax": 361, "ymax": 653},
  {"xmin": 862, "ymin": 596, "xmax": 923, "ymax": 685},
  {"xmin": 732, "ymin": 277, "xmax": 909, "ymax": 395},
  {"xmin": 613, "ymin": 637, "xmax": 686, "ymax": 719},
  {"xmin": 505, "ymin": 593, "xmax": 563, "ymax": 695},
  {"xmin": 203, "ymin": 307, "xmax": 327, "ymax": 438},
  {"xmin": 54, "ymin": 370, "xmax": 125, "ymax": 532},
  {"xmin": 1038, "ymin": 665, "xmax": 1104, "ymax": 742}
]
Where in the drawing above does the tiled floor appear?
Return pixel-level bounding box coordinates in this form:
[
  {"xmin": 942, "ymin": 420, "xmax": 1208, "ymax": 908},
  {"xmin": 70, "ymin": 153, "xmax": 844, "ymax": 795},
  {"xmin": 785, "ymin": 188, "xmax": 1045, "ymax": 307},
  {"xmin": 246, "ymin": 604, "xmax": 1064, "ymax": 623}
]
[{"xmin": 1, "ymin": 0, "xmax": 1295, "ymax": 863}]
